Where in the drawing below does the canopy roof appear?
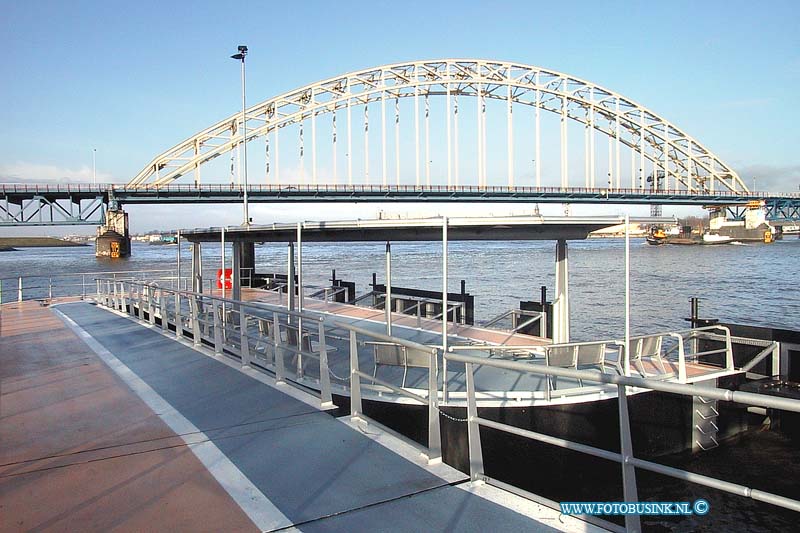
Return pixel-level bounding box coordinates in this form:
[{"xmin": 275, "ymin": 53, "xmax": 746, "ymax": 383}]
[{"xmin": 181, "ymin": 215, "xmax": 673, "ymax": 243}]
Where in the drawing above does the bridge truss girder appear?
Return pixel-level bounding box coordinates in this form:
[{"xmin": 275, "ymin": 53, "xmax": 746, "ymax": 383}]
[
  {"xmin": 726, "ymin": 199, "xmax": 800, "ymax": 222},
  {"xmin": 0, "ymin": 194, "xmax": 106, "ymax": 226},
  {"xmin": 129, "ymin": 59, "xmax": 747, "ymax": 194}
]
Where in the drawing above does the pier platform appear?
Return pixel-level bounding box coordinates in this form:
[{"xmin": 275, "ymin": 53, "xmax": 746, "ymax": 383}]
[{"xmin": 0, "ymin": 300, "xmax": 598, "ymax": 532}]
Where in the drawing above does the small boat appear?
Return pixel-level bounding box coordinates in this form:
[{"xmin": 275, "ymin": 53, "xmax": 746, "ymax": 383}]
[
  {"xmin": 646, "ymin": 227, "xmax": 667, "ymax": 245},
  {"xmin": 702, "ymin": 233, "xmax": 733, "ymax": 245}
]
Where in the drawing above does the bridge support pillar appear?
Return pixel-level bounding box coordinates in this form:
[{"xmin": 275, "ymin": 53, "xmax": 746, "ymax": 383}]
[
  {"xmin": 229, "ymin": 241, "xmax": 255, "ymax": 301},
  {"xmin": 95, "ymin": 208, "xmax": 132, "ymax": 258},
  {"xmin": 191, "ymin": 243, "xmax": 203, "ymax": 293},
  {"xmin": 553, "ymin": 239, "xmax": 570, "ymax": 344}
]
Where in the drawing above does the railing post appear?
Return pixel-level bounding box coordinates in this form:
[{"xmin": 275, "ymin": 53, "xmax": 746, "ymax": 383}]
[
  {"xmin": 18, "ymin": 277, "xmax": 22, "ymax": 302},
  {"xmin": 159, "ymin": 289, "xmax": 168, "ymax": 332},
  {"xmin": 48, "ymin": 277, "xmax": 53, "ymax": 300},
  {"xmin": 174, "ymin": 292, "xmax": 183, "ymax": 339},
  {"xmin": 117, "ymin": 281, "xmax": 123, "ymax": 310},
  {"xmin": 148, "ymin": 286, "xmax": 156, "ymax": 325},
  {"xmin": 617, "ymin": 383, "xmax": 641, "ymax": 533},
  {"xmin": 129, "ymin": 285, "xmax": 136, "ymax": 317},
  {"xmin": 212, "ymin": 300, "xmax": 223, "ymax": 354},
  {"xmin": 137, "ymin": 285, "xmax": 144, "ymax": 320},
  {"xmin": 465, "ymin": 361, "xmax": 484, "ymax": 480},
  {"xmin": 318, "ymin": 319, "xmax": 333, "ymax": 408},
  {"xmin": 189, "ymin": 294, "xmax": 201, "ymax": 347},
  {"xmin": 239, "ymin": 308, "xmax": 250, "ymax": 367},
  {"xmin": 273, "ymin": 312, "xmax": 285, "ymax": 383},
  {"xmin": 674, "ymin": 333, "xmax": 687, "ymax": 383},
  {"xmin": 772, "ymin": 342, "xmax": 781, "ymax": 377},
  {"xmin": 541, "ymin": 312, "xmax": 547, "ymax": 338},
  {"xmin": 723, "ymin": 327, "xmax": 734, "ymax": 372},
  {"xmin": 427, "ymin": 348, "xmax": 442, "ymax": 464},
  {"xmin": 350, "ymin": 330, "xmax": 363, "ymax": 419}
]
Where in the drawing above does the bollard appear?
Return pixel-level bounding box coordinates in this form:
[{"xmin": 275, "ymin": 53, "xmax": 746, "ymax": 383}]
[{"xmin": 18, "ymin": 277, "xmax": 23, "ymax": 302}]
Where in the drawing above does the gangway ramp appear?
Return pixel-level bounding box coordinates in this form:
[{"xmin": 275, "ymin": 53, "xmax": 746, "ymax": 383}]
[{"xmin": 1, "ymin": 301, "xmax": 599, "ymax": 532}]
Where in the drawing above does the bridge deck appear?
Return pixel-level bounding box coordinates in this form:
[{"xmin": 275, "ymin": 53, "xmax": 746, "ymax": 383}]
[{"xmin": 0, "ymin": 300, "xmax": 596, "ymax": 532}]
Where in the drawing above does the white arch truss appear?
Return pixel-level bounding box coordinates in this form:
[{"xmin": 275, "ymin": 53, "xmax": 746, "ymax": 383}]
[{"xmin": 128, "ymin": 59, "xmax": 746, "ymax": 193}]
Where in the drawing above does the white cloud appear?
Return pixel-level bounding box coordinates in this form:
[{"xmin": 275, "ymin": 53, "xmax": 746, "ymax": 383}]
[
  {"xmin": 0, "ymin": 161, "xmax": 116, "ymax": 184},
  {"xmin": 737, "ymin": 164, "xmax": 800, "ymax": 193}
]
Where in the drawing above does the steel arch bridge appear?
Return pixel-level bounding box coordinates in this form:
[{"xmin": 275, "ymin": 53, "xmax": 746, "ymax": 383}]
[{"xmin": 129, "ymin": 59, "xmax": 747, "ymax": 194}]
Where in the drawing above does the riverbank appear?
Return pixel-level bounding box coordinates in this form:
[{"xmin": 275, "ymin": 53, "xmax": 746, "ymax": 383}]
[{"xmin": 0, "ymin": 237, "xmax": 86, "ymax": 248}]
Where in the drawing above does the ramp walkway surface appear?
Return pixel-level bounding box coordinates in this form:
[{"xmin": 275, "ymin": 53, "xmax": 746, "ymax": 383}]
[{"xmin": 1, "ymin": 300, "xmax": 598, "ymax": 532}]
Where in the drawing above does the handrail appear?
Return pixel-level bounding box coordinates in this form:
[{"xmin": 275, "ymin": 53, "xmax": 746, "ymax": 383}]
[
  {"xmin": 445, "ymin": 349, "xmax": 800, "ymax": 525},
  {"xmin": 1, "ymin": 269, "xmax": 176, "ymax": 305},
  {"xmin": 451, "ymin": 325, "xmax": 739, "ymax": 385},
  {"xmin": 96, "ymin": 278, "xmax": 443, "ymax": 463},
  {"xmin": 741, "ymin": 342, "xmax": 780, "ymax": 373}
]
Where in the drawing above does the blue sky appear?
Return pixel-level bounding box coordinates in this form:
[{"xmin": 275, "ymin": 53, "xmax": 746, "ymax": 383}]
[{"xmin": 1, "ymin": 0, "xmax": 798, "ymax": 232}]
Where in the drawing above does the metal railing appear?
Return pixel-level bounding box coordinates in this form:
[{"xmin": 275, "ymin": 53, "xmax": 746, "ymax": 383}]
[
  {"xmin": 92, "ymin": 279, "xmax": 796, "ymax": 530},
  {"xmin": 7, "ymin": 182, "xmax": 799, "ymax": 199},
  {"xmin": 0, "ymin": 269, "xmax": 176, "ymax": 305},
  {"xmin": 375, "ymin": 292, "xmax": 467, "ymax": 326},
  {"xmin": 445, "ymin": 350, "xmax": 800, "ymax": 532},
  {"xmin": 482, "ymin": 308, "xmax": 547, "ymax": 338},
  {"xmin": 451, "ymin": 325, "xmax": 767, "ymax": 393},
  {"xmin": 96, "ymin": 279, "xmax": 443, "ymax": 463}
]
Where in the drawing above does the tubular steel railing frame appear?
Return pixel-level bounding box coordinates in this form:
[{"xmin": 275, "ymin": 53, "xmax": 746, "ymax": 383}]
[
  {"xmin": 97, "ymin": 278, "xmax": 443, "ymax": 464},
  {"xmin": 446, "ymin": 350, "xmax": 800, "ymax": 532},
  {"xmin": 92, "ymin": 279, "xmax": 796, "ymax": 531},
  {"xmin": 0, "ymin": 269, "xmax": 176, "ymax": 305}
]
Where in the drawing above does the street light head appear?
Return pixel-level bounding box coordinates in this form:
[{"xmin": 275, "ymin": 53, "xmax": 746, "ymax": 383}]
[{"xmin": 231, "ymin": 45, "xmax": 248, "ymax": 61}]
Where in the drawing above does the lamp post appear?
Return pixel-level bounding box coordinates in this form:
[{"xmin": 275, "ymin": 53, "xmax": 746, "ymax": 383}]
[
  {"xmin": 92, "ymin": 148, "xmax": 97, "ymax": 185},
  {"xmin": 231, "ymin": 45, "xmax": 250, "ymax": 226}
]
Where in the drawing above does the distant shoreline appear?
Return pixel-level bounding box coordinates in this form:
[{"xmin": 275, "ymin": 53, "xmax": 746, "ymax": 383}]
[{"xmin": 0, "ymin": 237, "xmax": 87, "ymax": 248}]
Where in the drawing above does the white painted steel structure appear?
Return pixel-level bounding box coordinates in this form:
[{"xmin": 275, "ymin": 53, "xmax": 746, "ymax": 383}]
[{"xmin": 129, "ymin": 59, "xmax": 746, "ymax": 194}]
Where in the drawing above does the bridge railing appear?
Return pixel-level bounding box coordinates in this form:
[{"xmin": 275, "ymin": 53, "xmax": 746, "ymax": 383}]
[
  {"xmin": 95, "ymin": 278, "xmax": 443, "ymax": 463},
  {"xmin": 4, "ymin": 182, "xmax": 800, "ymax": 199},
  {"xmin": 444, "ymin": 349, "xmax": 800, "ymax": 531}
]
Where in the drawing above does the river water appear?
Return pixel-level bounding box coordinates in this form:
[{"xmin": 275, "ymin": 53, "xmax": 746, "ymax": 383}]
[
  {"xmin": 1, "ymin": 237, "xmax": 799, "ymax": 531},
  {"xmin": 2, "ymin": 237, "xmax": 799, "ymax": 336}
]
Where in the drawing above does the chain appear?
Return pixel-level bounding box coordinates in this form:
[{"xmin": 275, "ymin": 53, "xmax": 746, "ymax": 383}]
[
  {"xmin": 436, "ymin": 406, "xmax": 468, "ymax": 423},
  {"xmin": 327, "ymin": 366, "xmax": 350, "ymax": 382}
]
